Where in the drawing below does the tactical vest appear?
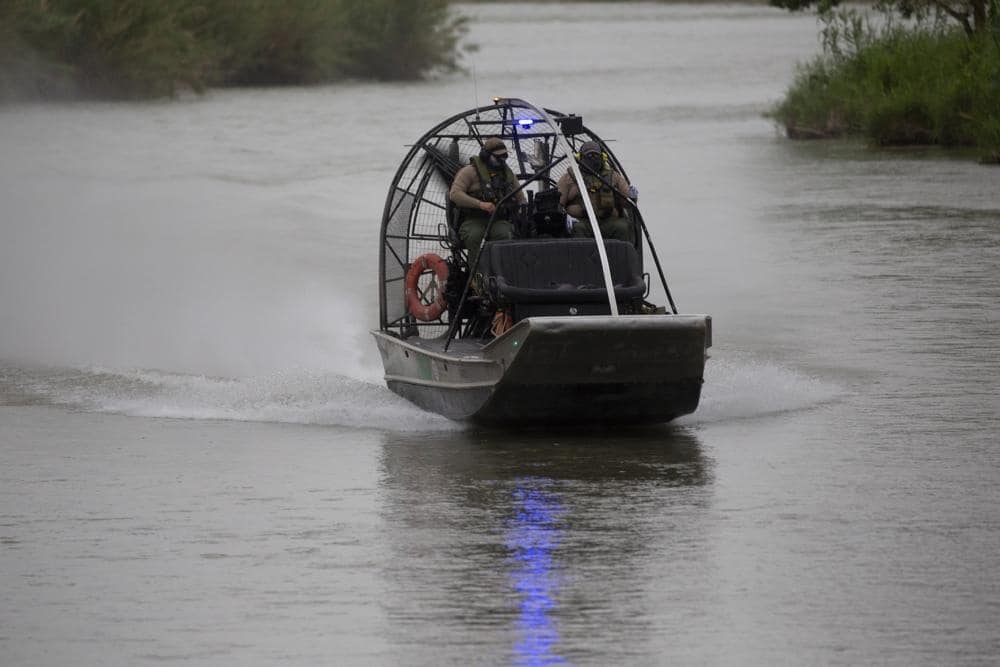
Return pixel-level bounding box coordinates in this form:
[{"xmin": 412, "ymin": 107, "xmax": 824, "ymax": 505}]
[
  {"xmin": 471, "ymin": 156, "xmax": 519, "ymax": 205},
  {"xmin": 584, "ymin": 166, "xmax": 618, "ymax": 219}
]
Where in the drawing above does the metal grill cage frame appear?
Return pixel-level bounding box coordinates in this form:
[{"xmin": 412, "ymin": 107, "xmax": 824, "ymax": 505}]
[{"xmin": 377, "ymin": 99, "xmax": 642, "ymax": 338}]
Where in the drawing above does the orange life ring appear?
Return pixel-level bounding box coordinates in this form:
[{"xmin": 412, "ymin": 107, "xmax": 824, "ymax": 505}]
[{"xmin": 405, "ymin": 253, "xmax": 449, "ymax": 321}]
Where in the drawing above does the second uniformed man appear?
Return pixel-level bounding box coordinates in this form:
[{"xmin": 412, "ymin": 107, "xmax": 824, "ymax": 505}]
[{"xmin": 557, "ymin": 140, "xmax": 637, "ymax": 244}]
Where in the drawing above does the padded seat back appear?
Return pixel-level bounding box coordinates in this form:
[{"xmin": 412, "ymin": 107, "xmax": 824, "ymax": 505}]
[{"xmin": 480, "ymin": 239, "xmax": 645, "ymax": 304}]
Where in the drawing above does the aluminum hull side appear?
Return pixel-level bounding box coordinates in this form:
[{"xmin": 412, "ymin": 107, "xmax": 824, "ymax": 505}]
[
  {"xmin": 372, "ymin": 314, "xmax": 710, "ymax": 424},
  {"xmin": 372, "ymin": 333, "xmax": 503, "ymax": 421}
]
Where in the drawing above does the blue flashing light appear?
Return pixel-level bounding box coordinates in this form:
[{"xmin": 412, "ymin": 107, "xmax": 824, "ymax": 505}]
[{"xmin": 517, "ymin": 118, "xmax": 535, "ymax": 128}]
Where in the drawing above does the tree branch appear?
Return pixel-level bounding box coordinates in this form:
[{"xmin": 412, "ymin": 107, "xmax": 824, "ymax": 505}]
[{"xmin": 930, "ymin": 0, "xmax": 974, "ymax": 35}]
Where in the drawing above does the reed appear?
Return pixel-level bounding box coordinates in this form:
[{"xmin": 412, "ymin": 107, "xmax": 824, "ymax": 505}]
[
  {"xmin": 770, "ymin": 10, "xmax": 1000, "ymax": 161},
  {"xmin": 0, "ymin": 0, "xmax": 466, "ymax": 100}
]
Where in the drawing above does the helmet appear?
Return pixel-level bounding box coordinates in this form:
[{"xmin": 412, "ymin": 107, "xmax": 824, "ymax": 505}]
[
  {"xmin": 483, "ymin": 137, "xmax": 507, "ymax": 154},
  {"xmin": 480, "ymin": 137, "xmax": 509, "ymax": 167},
  {"xmin": 579, "ymin": 141, "xmax": 601, "ymax": 157}
]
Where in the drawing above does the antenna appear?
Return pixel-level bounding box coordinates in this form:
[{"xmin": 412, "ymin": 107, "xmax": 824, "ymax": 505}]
[{"xmin": 472, "ymin": 64, "xmax": 480, "ymax": 120}]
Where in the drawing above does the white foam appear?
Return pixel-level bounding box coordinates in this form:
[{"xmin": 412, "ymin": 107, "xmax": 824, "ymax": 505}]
[
  {"xmin": 6, "ymin": 346, "xmax": 843, "ymax": 430},
  {"xmin": 679, "ymin": 351, "xmax": 844, "ymax": 424},
  {"xmin": 20, "ymin": 365, "xmax": 459, "ymax": 432},
  {"xmin": 14, "ymin": 351, "xmax": 841, "ymax": 431}
]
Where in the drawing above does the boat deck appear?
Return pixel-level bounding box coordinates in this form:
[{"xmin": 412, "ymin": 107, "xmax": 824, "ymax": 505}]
[{"xmin": 399, "ymin": 335, "xmax": 489, "ymax": 359}]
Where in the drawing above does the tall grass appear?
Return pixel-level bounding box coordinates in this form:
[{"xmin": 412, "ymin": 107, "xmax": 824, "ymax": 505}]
[
  {"xmin": 0, "ymin": 0, "xmax": 467, "ymax": 100},
  {"xmin": 770, "ymin": 9, "xmax": 1000, "ymax": 162}
]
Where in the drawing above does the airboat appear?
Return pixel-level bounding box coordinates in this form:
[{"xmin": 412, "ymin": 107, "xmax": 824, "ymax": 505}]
[{"xmin": 372, "ymin": 98, "xmax": 711, "ymax": 425}]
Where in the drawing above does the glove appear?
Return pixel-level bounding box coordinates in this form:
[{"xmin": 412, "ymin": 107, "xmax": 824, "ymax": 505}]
[
  {"xmin": 627, "ymin": 184, "xmax": 639, "ymax": 201},
  {"xmin": 565, "ymin": 215, "xmax": 578, "ymax": 233}
]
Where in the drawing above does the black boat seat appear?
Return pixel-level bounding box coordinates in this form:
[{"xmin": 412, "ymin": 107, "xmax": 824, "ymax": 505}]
[{"xmin": 479, "ymin": 238, "xmax": 645, "ymax": 304}]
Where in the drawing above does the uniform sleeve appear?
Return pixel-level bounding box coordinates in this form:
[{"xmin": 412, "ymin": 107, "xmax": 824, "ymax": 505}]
[
  {"xmin": 612, "ymin": 171, "xmax": 631, "ymax": 198},
  {"xmin": 557, "ymin": 172, "xmax": 585, "ymax": 218},
  {"xmin": 449, "ymin": 166, "xmax": 482, "ymax": 210}
]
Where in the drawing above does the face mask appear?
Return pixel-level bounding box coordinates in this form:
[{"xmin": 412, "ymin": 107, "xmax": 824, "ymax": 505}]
[
  {"xmin": 583, "ymin": 152, "xmax": 602, "ymax": 172},
  {"xmin": 487, "ymin": 152, "xmax": 508, "ymax": 168}
]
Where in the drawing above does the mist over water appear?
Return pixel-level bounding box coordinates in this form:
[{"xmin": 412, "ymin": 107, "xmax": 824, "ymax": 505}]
[
  {"xmin": 0, "ymin": 103, "xmax": 392, "ymax": 415},
  {"xmin": 2, "ymin": 4, "xmax": 998, "ymax": 666}
]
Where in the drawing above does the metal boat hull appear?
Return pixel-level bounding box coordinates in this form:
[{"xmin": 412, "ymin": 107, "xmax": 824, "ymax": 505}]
[{"xmin": 372, "ymin": 314, "xmax": 710, "ymax": 425}]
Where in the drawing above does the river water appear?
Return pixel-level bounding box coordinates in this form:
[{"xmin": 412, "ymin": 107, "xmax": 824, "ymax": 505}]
[{"xmin": 2, "ymin": 3, "xmax": 998, "ymax": 665}]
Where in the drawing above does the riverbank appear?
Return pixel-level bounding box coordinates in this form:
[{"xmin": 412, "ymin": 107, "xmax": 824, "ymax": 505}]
[
  {"xmin": 0, "ymin": 0, "xmax": 465, "ymax": 101},
  {"xmin": 769, "ymin": 14, "xmax": 1000, "ymax": 163}
]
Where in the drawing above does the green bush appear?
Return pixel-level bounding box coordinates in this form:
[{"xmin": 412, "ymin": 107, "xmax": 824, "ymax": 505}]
[
  {"xmin": 770, "ymin": 9, "xmax": 1000, "ymax": 160},
  {"xmin": 1, "ymin": 0, "xmax": 212, "ymax": 98},
  {"xmin": 194, "ymin": 0, "xmax": 346, "ymax": 85},
  {"xmin": 0, "ymin": 0, "xmax": 466, "ymax": 100},
  {"xmin": 336, "ymin": 0, "xmax": 466, "ymax": 81}
]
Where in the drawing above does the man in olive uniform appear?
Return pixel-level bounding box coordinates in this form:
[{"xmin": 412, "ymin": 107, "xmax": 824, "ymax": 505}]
[
  {"xmin": 449, "ymin": 137, "xmax": 525, "ymax": 267},
  {"xmin": 557, "ymin": 140, "xmax": 637, "ymax": 244}
]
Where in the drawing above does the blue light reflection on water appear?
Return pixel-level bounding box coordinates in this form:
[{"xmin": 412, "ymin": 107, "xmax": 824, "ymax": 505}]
[{"xmin": 506, "ymin": 480, "xmax": 566, "ymax": 666}]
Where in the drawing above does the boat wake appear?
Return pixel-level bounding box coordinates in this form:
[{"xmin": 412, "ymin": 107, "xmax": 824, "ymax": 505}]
[
  {"xmin": 2, "ymin": 353, "xmax": 840, "ymax": 431},
  {"xmin": 679, "ymin": 352, "xmax": 845, "ymax": 424},
  {"xmin": 0, "ymin": 365, "xmax": 459, "ymax": 432}
]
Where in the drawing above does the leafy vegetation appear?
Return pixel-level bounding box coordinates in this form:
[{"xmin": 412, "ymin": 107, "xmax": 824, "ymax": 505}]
[
  {"xmin": 770, "ymin": 0, "xmax": 999, "ymax": 38},
  {"xmin": 0, "ymin": 0, "xmax": 467, "ymax": 100},
  {"xmin": 769, "ymin": 7, "xmax": 1000, "ymax": 161}
]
